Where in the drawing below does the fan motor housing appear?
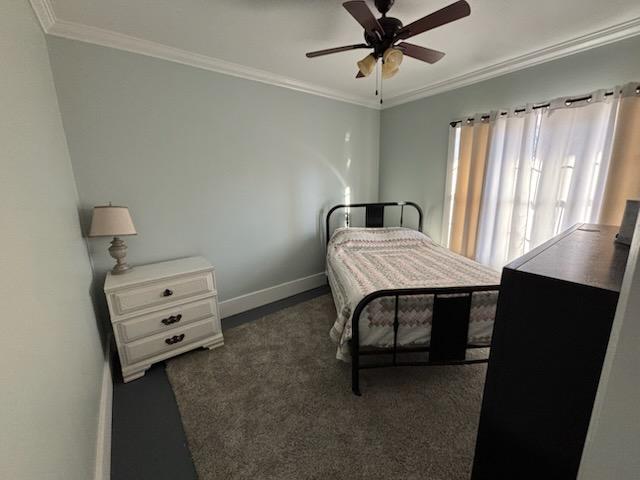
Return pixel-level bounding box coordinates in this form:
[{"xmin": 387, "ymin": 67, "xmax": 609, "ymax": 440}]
[
  {"xmin": 365, "ymin": 16, "xmax": 403, "ymax": 56},
  {"xmin": 380, "ymin": 16, "xmax": 403, "ymax": 35}
]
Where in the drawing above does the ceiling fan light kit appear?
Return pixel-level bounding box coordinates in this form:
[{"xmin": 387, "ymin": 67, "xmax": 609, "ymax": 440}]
[
  {"xmin": 383, "ymin": 47, "xmax": 403, "ymax": 68},
  {"xmin": 381, "ymin": 46, "xmax": 403, "ymax": 79},
  {"xmin": 382, "ymin": 63, "xmax": 399, "ymax": 79},
  {"xmin": 357, "ymin": 53, "xmax": 377, "ymax": 77},
  {"xmin": 306, "ymin": 0, "xmax": 471, "ymax": 101}
]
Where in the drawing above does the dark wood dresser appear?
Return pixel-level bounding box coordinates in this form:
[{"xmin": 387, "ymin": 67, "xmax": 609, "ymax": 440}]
[{"xmin": 472, "ymin": 224, "xmax": 629, "ymax": 480}]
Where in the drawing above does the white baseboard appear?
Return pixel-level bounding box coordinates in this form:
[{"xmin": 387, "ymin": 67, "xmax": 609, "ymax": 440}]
[
  {"xmin": 219, "ymin": 272, "xmax": 327, "ymax": 318},
  {"xmin": 88, "ymin": 275, "xmax": 326, "ymax": 476},
  {"xmin": 94, "ymin": 346, "xmax": 113, "ymax": 480}
]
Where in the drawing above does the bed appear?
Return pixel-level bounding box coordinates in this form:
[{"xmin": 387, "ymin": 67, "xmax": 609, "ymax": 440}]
[{"xmin": 325, "ymin": 202, "xmax": 501, "ymax": 395}]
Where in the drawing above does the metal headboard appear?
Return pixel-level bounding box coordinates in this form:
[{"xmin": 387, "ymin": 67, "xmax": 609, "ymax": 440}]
[{"xmin": 325, "ymin": 201, "xmax": 423, "ymax": 246}]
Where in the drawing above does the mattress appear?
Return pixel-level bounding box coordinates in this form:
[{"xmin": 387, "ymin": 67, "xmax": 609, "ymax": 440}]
[{"xmin": 327, "ymin": 227, "xmax": 500, "ymax": 361}]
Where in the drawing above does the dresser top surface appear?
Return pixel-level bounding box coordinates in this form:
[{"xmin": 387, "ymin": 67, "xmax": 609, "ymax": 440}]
[
  {"xmin": 105, "ymin": 256, "xmax": 213, "ymax": 291},
  {"xmin": 507, "ymin": 224, "xmax": 629, "ymax": 292}
]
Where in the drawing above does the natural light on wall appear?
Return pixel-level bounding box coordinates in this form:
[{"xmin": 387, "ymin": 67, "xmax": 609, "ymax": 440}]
[{"xmin": 442, "ymin": 125, "xmax": 461, "ymax": 247}]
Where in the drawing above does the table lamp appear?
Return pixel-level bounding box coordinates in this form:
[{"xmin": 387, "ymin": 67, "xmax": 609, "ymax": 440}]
[{"xmin": 89, "ymin": 203, "xmax": 137, "ymax": 274}]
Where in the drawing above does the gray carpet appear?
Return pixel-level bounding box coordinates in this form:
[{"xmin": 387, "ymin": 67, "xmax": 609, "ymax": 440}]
[{"xmin": 165, "ymin": 294, "xmax": 487, "ymax": 480}]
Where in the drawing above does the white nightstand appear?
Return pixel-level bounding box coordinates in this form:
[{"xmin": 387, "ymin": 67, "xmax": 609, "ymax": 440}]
[{"xmin": 105, "ymin": 256, "xmax": 224, "ymax": 382}]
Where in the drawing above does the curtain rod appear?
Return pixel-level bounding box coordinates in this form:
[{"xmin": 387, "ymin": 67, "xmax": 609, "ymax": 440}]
[{"xmin": 449, "ymin": 86, "xmax": 640, "ymax": 128}]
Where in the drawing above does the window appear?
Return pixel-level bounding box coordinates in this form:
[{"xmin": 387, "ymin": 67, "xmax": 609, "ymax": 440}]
[{"xmin": 445, "ymin": 94, "xmax": 618, "ymax": 269}]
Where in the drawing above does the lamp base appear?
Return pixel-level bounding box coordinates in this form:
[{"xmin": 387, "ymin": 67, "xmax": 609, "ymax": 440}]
[{"xmin": 109, "ymin": 237, "xmax": 132, "ymax": 274}]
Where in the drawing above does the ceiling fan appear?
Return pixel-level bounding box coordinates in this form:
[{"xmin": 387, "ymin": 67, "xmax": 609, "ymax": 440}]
[{"xmin": 306, "ymin": 0, "xmax": 470, "ymax": 81}]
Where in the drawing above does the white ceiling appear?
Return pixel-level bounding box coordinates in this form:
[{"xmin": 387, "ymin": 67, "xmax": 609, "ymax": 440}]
[{"xmin": 38, "ymin": 0, "xmax": 640, "ymax": 107}]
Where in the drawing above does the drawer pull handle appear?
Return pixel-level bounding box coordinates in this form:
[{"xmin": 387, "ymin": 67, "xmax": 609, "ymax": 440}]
[
  {"xmin": 163, "ymin": 289, "xmax": 174, "ymax": 297},
  {"xmin": 165, "ymin": 334, "xmax": 185, "ymax": 345},
  {"xmin": 161, "ymin": 314, "xmax": 182, "ymax": 326}
]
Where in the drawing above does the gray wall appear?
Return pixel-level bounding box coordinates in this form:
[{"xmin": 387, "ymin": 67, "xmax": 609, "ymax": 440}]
[
  {"xmin": 579, "ymin": 219, "xmax": 640, "ymax": 479},
  {"xmin": 47, "ymin": 38, "xmax": 380, "ymax": 309},
  {"xmin": 380, "ymin": 35, "xmax": 640, "ymax": 241},
  {"xmin": 0, "ymin": 1, "xmax": 104, "ymax": 479}
]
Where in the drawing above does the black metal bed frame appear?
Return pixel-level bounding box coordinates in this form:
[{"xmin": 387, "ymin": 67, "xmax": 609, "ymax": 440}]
[{"xmin": 326, "ymin": 202, "xmax": 500, "ymax": 395}]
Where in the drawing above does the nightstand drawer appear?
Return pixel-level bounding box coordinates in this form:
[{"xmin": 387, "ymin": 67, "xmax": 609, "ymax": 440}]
[
  {"xmin": 110, "ymin": 271, "xmax": 214, "ymax": 316},
  {"xmin": 123, "ymin": 318, "xmax": 217, "ymax": 365},
  {"xmin": 116, "ymin": 298, "xmax": 217, "ymax": 342}
]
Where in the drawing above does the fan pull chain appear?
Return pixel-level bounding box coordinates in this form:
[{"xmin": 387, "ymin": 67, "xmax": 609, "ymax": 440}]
[
  {"xmin": 375, "ymin": 59, "xmax": 379, "ymax": 96},
  {"xmin": 380, "ymin": 59, "xmax": 384, "ymax": 105}
]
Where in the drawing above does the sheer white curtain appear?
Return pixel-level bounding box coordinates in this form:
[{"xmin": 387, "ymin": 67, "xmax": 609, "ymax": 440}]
[
  {"xmin": 476, "ymin": 91, "xmax": 619, "ymax": 270},
  {"xmin": 475, "ymin": 108, "xmax": 538, "ymax": 269}
]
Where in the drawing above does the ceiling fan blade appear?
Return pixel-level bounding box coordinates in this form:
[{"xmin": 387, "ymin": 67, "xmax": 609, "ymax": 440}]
[
  {"xmin": 397, "ymin": 42, "xmax": 445, "ymax": 64},
  {"xmin": 306, "ymin": 44, "xmax": 369, "ymax": 58},
  {"xmin": 343, "ymin": 1, "xmax": 385, "ymax": 38},
  {"xmin": 356, "ymin": 70, "xmax": 365, "ymax": 78},
  {"xmin": 396, "ymin": 0, "xmax": 470, "ymax": 41}
]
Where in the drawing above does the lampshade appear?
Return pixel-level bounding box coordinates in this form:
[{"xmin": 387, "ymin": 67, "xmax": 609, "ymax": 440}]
[
  {"xmin": 89, "ymin": 205, "xmax": 137, "ymax": 237},
  {"xmin": 382, "ymin": 64, "xmax": 399, "ymax": 79},
  {"xmin": 357, "ymin": 54, "xmax": 377, "ymax": 77},
  {"xmin": 383, "ymin": 47, "xmax": 403, "ymax": 68}
]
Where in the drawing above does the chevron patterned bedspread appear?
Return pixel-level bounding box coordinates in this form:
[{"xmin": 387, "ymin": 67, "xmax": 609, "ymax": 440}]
[{"xmin": 327, "ymin": 227, "xmax": 500, "ymax": 361}]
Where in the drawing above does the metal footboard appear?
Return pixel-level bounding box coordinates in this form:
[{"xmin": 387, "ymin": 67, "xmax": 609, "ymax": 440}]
[{"xmin": 350, "ymin": 285, "xmax": 500, "ymax": 396}]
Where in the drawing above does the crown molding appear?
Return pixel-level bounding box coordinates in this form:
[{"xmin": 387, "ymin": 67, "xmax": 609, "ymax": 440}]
[
  {"xmin": 29, "ymin": 0, "xmax": 640, "ymax": 110},
  {"xmin": 29, "ymin": 1, "xmax": 379, "ymax": 109},
  {"xmin": 29, "ymin": 0, "xmax": 56, "ymax": 31},
  {"xmin": 383, "ymin": 16, "xmax": 640, "ymax": 108}
]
